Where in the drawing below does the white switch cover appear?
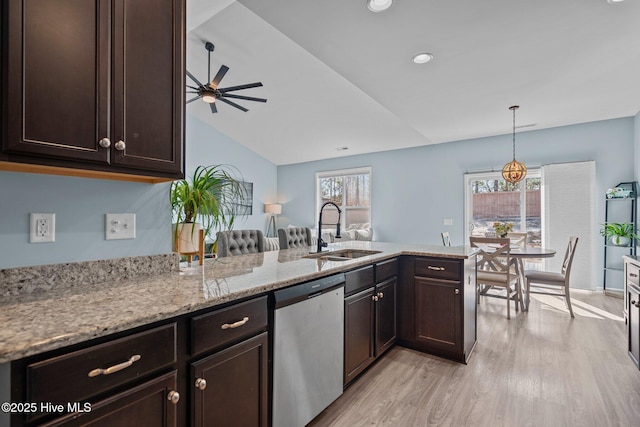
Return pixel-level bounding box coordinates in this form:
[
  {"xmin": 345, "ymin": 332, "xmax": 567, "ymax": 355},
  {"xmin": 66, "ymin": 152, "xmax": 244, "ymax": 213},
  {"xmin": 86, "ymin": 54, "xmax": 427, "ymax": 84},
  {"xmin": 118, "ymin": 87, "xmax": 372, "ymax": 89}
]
[
  {"xmin": 106, "ymin": 213, "xmax": 136, "ymax": 240},
  {"xmin": 443, "ymin": 218, "xmax": 453, "ymax": 226},
  {"xmin": 30, "ymin": 213, "xmax": 55, "ymax": 243}
]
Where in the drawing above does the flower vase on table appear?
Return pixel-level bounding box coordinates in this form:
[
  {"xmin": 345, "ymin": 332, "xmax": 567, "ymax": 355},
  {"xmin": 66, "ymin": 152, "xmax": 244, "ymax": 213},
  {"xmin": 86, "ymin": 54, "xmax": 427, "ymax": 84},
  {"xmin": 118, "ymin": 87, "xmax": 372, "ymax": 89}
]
[{"xmin": 493, "ymin": 222, "xmax": 514, "ymax": 238}]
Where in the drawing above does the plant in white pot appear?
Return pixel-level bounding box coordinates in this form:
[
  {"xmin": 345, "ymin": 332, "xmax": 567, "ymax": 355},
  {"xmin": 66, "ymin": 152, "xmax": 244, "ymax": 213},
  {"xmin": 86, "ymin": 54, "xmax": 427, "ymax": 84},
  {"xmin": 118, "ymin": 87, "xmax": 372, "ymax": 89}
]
[
  {"xmin": 600, "ymin": 222, "xmax": 639, "ymax": 246},
  {"xmin": 170, "ymin": 165, "xmax": 247, "ymax": 255}
]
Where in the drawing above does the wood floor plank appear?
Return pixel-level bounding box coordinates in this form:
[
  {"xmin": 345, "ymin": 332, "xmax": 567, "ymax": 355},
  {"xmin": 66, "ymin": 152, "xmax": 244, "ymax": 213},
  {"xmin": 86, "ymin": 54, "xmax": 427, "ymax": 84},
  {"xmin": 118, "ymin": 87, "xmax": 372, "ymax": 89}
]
[{"xmin": 308, "ymin": 291, "xmax": 640, "ymax": 427}]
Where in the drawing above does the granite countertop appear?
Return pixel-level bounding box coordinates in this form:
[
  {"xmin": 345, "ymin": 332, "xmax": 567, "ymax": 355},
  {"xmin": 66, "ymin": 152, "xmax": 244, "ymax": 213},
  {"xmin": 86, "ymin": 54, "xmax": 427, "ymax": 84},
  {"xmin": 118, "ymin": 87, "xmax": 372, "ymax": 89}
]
[{"xmin": 0, "ymin": 241, "xmax": 476, "ymax": 363}]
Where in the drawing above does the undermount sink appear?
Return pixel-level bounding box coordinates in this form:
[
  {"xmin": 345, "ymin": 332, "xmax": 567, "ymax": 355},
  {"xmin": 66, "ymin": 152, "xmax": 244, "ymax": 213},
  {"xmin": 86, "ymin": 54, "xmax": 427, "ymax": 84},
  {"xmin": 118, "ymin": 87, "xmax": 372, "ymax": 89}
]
[{"xmin": 303, "ymin": 249, "xmax": 382, "ymax": 261}]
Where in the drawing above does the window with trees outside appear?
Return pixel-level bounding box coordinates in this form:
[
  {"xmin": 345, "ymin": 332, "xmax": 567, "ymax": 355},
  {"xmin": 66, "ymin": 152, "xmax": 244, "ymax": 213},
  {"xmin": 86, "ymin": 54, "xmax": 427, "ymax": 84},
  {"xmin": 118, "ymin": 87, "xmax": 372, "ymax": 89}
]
[{"xmin": 316, "ymin": 167, "xmax": 371, "ymax": 229}]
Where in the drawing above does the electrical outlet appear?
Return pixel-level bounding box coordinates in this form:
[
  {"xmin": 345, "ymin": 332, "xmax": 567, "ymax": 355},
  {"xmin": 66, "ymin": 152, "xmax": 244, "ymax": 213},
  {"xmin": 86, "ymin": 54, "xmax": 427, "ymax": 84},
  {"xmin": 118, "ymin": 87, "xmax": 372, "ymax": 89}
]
[
  {"xmin": 105, "ymin": 213, "xmax": 136, "ymax": 240},
  {"xmin": 443, "ymin": 218, "xmax": 453, "ymax": 226},
  {"xmin": 30, "ymin": 213, "xmax": 55, "ymax": 243}
]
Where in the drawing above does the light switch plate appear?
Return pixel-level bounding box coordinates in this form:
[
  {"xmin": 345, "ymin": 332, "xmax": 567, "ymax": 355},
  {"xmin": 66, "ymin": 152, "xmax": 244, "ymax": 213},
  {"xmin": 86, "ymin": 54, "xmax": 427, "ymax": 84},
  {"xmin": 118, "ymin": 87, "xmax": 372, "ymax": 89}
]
[
  {"xmin": 30, "ymin": 213, "xmax": 55, "ymax": 243},
  {"xmin": 105, "ymin": 213, "xmax": 136, "ymax": 240},
  {"xmin": 443, "ymin": 218, "xmax": 453, "ymax": 226}
]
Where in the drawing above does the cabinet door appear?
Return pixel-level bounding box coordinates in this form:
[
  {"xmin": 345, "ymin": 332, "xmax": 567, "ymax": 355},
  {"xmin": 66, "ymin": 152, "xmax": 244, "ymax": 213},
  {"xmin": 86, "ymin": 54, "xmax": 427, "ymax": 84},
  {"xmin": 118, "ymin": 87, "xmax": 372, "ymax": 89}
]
[
  {"xmin": 111, "ymin": 0, "xmax": 183, "ymax": 175},
  {"xmin": 375, "ymin": 277, "xmax": 397, "ymax": 356},
  {"xmin": 414, "ymin": 277, "xmax": 462, "ymax": 353},
  {"xmin": 41, "ymin": 371, "xmax": 178, "ymax": 427},
  {"xmin": 4, "ymin": 0, "xmax": 110, "ymax": 163},
  {"xmin": 344, "ymin": 287, "xmax": 375, "ymax": 386},
  {"xmin": 191, "ymin": 332, "xmax": 268, "ymax": 427},
  {"xmin": 629, "ymin": 285, "xmax": 640, "ymax": 368}
]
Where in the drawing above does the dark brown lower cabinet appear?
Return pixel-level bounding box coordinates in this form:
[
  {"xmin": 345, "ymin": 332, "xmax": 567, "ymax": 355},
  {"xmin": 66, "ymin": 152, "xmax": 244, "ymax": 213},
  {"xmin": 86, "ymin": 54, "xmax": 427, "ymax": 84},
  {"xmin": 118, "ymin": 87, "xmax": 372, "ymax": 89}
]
[
  {"xmin": 375, "ymin": 277, "xmax": 397, "ymax": 356},
  {"xmin": 629, "ymin": 283, "xmax": 640, "ymax": 368},
  {"xmin": 191, "ymin": 332, "xmax": 268, "ymax": 427},
  {"xmin": 41, "ymin": 371, "xmax": 178, "ymax": 427},
  {"xmin": 344, "ymin": 288, "xmax": 375, "ymax": 385},
  {"xmin": 414, "ymin": 277, "xmax": 461, "ymax": 353}
]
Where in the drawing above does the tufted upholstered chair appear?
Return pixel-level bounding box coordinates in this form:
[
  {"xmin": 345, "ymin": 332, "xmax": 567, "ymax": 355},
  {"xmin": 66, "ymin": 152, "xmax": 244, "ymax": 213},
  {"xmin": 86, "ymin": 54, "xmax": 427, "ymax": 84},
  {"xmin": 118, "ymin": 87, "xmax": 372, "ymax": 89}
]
[
  {"xmin": 278, "ymin": 227, "xmax": 313, "ymax": 249},
  {"xmin": 216, "ymin": 229, "xmax": 265, "ymax": 257}
]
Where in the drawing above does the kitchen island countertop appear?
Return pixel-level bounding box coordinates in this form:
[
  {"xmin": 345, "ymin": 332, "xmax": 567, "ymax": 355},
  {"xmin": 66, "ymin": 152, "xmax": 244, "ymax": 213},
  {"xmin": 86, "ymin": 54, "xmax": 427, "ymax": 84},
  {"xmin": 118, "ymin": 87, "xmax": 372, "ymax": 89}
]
[{"xmin": 0, "ymin": 241, "xmax": 476, "ymax": 363}]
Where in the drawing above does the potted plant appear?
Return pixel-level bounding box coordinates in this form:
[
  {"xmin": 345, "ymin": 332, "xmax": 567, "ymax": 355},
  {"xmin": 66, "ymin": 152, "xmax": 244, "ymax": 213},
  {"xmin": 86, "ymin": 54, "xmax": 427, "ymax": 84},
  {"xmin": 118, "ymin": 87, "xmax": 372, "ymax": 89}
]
[
  {"xmin": 493, "ymin": 222, "xmax": 514, "ymax": 238},
  {"xmin": 171, "ymin": 165, "xmax": 247, "ymax": 254},
  {"xmin": 600, "ymin": 222, "xmax": 639, "ymax": 246}
]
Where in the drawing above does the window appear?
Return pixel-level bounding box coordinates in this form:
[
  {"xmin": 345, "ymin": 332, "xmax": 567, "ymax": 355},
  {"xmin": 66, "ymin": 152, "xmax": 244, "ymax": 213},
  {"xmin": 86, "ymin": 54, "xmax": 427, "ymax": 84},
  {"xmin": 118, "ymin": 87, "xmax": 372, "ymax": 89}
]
[{"xmin": 316, "ymin": 167, "xmax": 371, "ymax": 228}]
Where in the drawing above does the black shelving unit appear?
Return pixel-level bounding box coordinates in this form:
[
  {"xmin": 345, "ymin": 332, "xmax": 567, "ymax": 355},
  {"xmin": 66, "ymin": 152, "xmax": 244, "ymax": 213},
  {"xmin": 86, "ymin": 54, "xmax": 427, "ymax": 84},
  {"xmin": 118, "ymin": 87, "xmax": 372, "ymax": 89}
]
[{"xmin": 603, "ymin": 182, "xmax": 637, "ymax": 296}]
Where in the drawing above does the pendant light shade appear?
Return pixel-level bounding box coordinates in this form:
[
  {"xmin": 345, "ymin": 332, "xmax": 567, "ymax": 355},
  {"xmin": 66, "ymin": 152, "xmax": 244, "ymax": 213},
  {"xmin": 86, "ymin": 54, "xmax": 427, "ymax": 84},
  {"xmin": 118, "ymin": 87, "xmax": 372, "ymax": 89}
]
[{"xmin": 502, "ymin": 105, "xmax": 527, "ymax": 184}]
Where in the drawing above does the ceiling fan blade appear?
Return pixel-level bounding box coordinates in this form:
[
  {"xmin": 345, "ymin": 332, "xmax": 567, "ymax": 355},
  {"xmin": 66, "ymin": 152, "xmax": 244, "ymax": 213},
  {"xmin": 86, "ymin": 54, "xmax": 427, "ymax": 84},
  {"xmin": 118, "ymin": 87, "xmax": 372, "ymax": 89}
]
[
  {"xmin": 217, "ymin": 97, "xmax": 249, "ymax": 112},
  {"xmin": 222, "ymin": 93, "xmax": 267, "ymax": 103},
  {"xmin": 186, "ymin": 90, "xmax": 199, "ymax": 94},
  {"xmin": 219, "ymin": 82, "xmax": 263, "ymax": 93},
  {"xmin": 209, "ymin": 102, "xmax": 218, "ymax": 114},
  {"xmin": 186, "ymin": 70, "xmax": 204, "ymax": 87},
  {"xmin": 186, "ymin": 95, "xmax": 201, "ymax": 104},
  {"xmin": 187, "ymin": 85, "xmax": 200, "ymax": 90},
  {"xmin": 210, "ymin": 65, "xmax": 229, "ymax": 87}
]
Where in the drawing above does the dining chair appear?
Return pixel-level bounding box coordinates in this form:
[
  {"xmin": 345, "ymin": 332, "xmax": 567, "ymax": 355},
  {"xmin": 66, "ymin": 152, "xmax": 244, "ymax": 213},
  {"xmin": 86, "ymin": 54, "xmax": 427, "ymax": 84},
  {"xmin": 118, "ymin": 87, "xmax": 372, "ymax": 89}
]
[
  {"xmin": 525, "ymin": 236, "xmax": 579, "ymax": 317},
  {"xmin": 506, "ymin": 232, "xmax": 528, "ymax": 249},
  {"xmin": 441, "ymin": 232, "xmax": 452, "ymax": 246},
  {"xmin": 278, "ymin": 227, "xmax": 313, "ymax": 249},
  {"xmin": 470, "ymin": 237, "xmax": 521, "ymax": 319},
  {"xmin": 216, "ymin": 229, "xmax": 265, "ymax": 257}
]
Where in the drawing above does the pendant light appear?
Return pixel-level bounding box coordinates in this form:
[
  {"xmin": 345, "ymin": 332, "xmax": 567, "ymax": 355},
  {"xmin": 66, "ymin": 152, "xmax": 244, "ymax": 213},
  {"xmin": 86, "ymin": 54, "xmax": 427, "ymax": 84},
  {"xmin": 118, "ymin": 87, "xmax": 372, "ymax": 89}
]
[{"xmin": 502, "ymin": 105, "xmax": 527, "ymax": 184}]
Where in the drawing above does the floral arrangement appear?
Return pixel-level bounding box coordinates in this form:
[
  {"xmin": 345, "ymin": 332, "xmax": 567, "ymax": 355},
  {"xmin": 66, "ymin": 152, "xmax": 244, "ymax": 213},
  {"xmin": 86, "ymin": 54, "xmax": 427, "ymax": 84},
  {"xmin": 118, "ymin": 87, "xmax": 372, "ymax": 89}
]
[{"xmin": 493, "ymin": 222, "xmax": 514, "ymax": 238}]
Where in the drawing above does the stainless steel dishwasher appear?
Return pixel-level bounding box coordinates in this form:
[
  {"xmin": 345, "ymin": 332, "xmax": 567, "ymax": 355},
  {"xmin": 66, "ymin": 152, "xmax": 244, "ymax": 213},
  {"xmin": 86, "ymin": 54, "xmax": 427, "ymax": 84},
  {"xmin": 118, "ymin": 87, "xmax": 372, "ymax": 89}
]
[{"xmin": 272, "ymin": 273, "xmax": 345, "ymax": 427}]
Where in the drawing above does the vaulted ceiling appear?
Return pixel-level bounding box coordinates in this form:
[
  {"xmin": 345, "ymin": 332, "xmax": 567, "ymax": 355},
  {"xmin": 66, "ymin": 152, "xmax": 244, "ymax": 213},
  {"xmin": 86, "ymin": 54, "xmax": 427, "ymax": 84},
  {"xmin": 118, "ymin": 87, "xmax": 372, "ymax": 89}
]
[{"xmin": 186, "ymin": 0, "xmax": 640, "ymax": 165}]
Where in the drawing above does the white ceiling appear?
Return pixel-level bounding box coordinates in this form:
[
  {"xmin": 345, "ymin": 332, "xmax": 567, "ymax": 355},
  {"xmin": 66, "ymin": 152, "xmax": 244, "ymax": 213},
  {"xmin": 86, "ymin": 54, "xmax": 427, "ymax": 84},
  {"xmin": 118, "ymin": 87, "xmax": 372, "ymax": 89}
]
[{"xmin": 186, "ymin": 0, "xmax": 640, "ymax": 166}]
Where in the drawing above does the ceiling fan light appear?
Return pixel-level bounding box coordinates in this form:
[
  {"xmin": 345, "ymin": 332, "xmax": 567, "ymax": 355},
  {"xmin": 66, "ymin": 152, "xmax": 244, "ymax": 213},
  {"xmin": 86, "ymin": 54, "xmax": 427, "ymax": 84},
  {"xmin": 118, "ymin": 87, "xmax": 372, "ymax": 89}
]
[
  {"xmin": 413, "ymin": 53, "xmax": 434, "ymax": 64},
  {"xmin": 367, "ymin": 0, "xmax": 393, "ymax": 13},
  {"xmin": 201, "ymin": 93, "xmax": 216, "ymax": 103}
]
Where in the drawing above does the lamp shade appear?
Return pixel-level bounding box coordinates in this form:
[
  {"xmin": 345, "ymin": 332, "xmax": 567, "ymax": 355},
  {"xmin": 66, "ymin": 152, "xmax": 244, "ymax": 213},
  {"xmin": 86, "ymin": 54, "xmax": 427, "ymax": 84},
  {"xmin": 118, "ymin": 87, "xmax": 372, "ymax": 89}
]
[{"xmin": 265, "ymin": 203, "xmax": 282, "ymax": 215}]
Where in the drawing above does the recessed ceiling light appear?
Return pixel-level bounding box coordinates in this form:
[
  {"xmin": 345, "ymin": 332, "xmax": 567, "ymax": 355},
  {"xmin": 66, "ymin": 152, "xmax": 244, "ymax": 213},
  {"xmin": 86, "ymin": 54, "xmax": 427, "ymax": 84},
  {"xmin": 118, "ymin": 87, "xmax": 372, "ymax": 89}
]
[
  {"xmin": 367, "ymin": 0, "xmax": 393, "ymax": 13},
  {"xmin": 413, "ymin": 53, "xmax": 434, "ymax": 64},
  {"xmin": 607, "ymin": 0, "xmax": 624, "ymax": 3},
  {"xmin": 336, "ymin": 146, "xmax": 349, "ymax": 151}
]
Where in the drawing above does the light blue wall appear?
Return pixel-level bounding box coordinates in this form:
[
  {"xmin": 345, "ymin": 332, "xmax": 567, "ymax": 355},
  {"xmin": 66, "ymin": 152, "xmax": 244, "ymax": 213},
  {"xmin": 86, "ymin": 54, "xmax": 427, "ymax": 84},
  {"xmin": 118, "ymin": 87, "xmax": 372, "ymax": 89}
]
[
  {"xmin": 635, "ymin": 111, "xmax": 640, "ymax": 183},
  {"xmin": 0, "ymin": 115, "xmax": 277, "ymax": 269},
  {"xmin": 278, "ymin": 117, "xmax": 635, "ymax": 249},
  {"xmin": 0, "ymin": 173, "xmax": 172, "ymax": 269},
  {"xmin": 185, "ymin": 114, "xmax": 278, "ymax": 236}
]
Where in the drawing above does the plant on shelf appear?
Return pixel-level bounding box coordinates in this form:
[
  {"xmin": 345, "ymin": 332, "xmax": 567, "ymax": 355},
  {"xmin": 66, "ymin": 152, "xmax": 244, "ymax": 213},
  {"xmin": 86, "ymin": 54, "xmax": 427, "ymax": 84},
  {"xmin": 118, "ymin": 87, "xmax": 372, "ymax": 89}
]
[
  {"xmin": 493, "ymin": 221, "xmax": 514, "ymax": 238},
  {"xmin": 170, "ymin": 165, "xmax": 247, "ymax": 255},
  {"xmin": 600, "ymin": 222, "xmax": 639, "ymax": 246}
]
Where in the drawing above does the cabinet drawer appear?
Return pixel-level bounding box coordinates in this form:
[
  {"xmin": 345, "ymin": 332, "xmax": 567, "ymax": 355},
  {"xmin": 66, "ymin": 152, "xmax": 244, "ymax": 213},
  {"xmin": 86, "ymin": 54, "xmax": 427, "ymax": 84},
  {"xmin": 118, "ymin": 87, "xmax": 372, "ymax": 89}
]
[
  {"xmin": 628, "ymin": 263, "xmax": 640, "ymax": 286},
  {"xmin": 191, "ymin": 296, "xmax": 268, "ymax": 356},
  {"xmin": 415, "ymin": 257, "xmax": 461, "ymax": 281},
  {"xmin": 345, "ymin": 265, "xmax": 375, "ymax": 296},
  {"xmin": 376, "ymin": 258, "xmax": 397, "ymax": 283},
  {"xmin": 27, "ymin": 323, "xmax": 176, "ymax": 409}
]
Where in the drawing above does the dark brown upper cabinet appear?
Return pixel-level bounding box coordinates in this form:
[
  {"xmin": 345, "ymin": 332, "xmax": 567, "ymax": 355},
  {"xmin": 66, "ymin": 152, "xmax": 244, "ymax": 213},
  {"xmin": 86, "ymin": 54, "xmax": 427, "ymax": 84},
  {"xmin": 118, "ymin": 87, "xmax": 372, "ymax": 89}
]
[{"xmin": 1, "ymin": 0, "xmax": 185, "ymax": 182}]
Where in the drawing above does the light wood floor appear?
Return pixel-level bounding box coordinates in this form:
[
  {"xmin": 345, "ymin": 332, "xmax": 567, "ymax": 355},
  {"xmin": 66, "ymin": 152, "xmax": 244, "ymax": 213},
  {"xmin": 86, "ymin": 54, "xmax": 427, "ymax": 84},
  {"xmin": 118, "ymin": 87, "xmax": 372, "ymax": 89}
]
[{"xmin": 309, "ymin": 291, "xmax": 640, "ymax": 427}]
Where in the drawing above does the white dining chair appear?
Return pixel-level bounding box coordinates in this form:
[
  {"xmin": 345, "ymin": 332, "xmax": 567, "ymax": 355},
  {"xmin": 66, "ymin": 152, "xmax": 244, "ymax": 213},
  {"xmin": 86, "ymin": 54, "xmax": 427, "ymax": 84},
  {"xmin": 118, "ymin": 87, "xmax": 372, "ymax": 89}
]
[
  {"xmin": 506, "ymin": 232, "xmax": 528, "ymax": 249},
  {"xmin": 525, "ymin": 236, "xmax": 579, "ymax": 317},
  {"xmin": 470, "ymin": 237, "xmax": 521, "ymax": 319}
]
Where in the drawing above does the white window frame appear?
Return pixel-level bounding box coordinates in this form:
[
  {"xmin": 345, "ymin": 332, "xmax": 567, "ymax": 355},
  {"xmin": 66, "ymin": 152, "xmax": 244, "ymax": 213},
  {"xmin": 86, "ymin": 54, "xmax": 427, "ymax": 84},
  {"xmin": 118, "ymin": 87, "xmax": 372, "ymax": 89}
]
[
  {"xmin": 315, "ymin": 166, "xmax": 372, "ymax": 229},
  {"xmin": 463, "ymin": 169, "xmax": 541, "ymax": 243}
]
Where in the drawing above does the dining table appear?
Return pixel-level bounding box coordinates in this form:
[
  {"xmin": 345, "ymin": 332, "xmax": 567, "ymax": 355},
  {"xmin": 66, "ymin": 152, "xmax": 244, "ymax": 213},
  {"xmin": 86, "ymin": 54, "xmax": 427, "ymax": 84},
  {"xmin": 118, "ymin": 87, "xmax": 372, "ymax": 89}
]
[{"xmin": 478, "ymin": 243, "xmax": 556, "ymax": 311}]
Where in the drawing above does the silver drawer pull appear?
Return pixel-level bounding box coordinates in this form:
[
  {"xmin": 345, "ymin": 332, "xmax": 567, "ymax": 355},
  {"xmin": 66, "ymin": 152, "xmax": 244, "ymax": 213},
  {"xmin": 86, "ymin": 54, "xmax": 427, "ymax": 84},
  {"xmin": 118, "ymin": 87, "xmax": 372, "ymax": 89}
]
[
  {"xmin": 427, "ymin": 266, "xmax": 445, "ymax": 271},
  {"xmin": 88, "ymin": 354, "xmax": 141, "ymax": 377},
  {"xmin": 221, "ymin": 317, "xmax": 249, "ymax": 330}
]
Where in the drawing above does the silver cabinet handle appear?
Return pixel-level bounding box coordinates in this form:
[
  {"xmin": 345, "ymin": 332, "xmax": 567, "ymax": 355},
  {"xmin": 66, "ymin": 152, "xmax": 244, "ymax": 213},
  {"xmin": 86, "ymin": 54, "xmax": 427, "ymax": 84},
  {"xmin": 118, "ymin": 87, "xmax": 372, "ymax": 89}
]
[
  {"xmin": 99, "ymin": 138, "xmax": 111, "ymax": 148},
  {"xmin": 455, "ymin": 289, "xmax": 460, "ymax": 295},
  {"xmin": 377, "ymin": 291, "xmax": 384, "ymax": 299},
  {"xmin": 88, "ymin": 354, "xmax": 141, "ymax": 377},
  {"xmin": 167, "ymin": 391, "xmax": 180, "ymax": 404},
  {"xmin": 114, "ymin": 140, "xmax": 126, "ymax": 151},
  {"xmin": 428, "ymin": 266, "xmax": 445, "ymax": 271},
  {"xmin": 372, "ymin": 295, "xmax": 379, "ymax": 302},
  {"xmin": 195, "ymin": 378, "xmax": 207, "ymax": 391},
  {"xmin": 221, "ymin": 317, "xmax": 249, "ymax": 330}
]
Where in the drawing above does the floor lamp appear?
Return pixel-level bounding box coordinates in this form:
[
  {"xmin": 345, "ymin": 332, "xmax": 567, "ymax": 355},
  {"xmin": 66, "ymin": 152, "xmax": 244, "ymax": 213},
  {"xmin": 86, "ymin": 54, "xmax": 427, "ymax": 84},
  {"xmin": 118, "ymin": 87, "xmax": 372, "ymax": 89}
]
[{"xmin": 265, "ymin": 203, "xmax": 282, "ymax": 237}]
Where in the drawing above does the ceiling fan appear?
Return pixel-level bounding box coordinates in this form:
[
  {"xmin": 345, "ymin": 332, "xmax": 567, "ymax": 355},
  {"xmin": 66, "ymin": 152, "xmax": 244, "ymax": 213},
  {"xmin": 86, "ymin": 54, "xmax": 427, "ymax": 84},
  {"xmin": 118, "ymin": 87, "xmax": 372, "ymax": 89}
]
[{"xmin": 186, "ymin": 41, "xmax": 266, "ymax": 114}]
